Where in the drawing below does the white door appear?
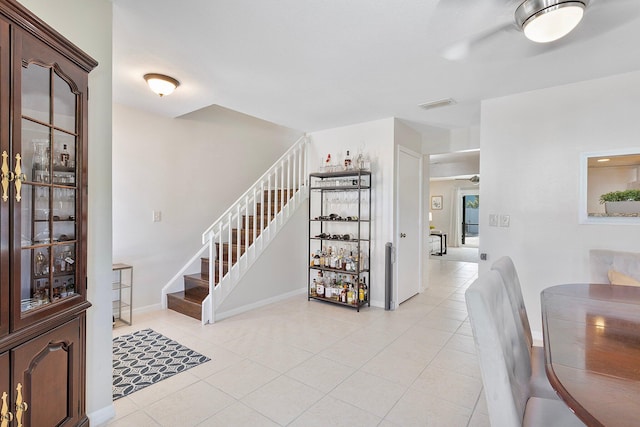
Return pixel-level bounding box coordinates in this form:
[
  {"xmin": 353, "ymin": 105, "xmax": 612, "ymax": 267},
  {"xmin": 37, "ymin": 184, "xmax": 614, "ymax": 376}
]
[{"xmin": 396, "ymin": 147, "xmax": 421, "ymax": 305}]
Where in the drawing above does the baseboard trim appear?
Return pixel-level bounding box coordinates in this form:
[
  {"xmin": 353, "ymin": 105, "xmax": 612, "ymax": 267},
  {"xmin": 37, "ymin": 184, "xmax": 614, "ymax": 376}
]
[
  {"xmin": 133, "ymin": 303, "xmax": 162, "ymax": 315},
  {"xmin": 88, "ymin": 403, "xmax": 115, "ymax": 427},
  {"xmin": 214, "ymin": 288, "xmax": 307, "ymax": 321}
]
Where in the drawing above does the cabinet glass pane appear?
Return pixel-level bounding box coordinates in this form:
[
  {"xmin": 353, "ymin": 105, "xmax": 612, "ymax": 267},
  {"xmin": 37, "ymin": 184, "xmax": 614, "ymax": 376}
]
[
  {"xmin": 22, "ymin": 63, "xmax": 50, "ymax": 123},
  {"xmin": 53, "ymin": 72, "xmax": 76, "ymax": 131},
  {"xmin": 22, "ymin": 119, "xmax": 51, "ymax": 183},
  {"xmin": 21, "ymin": 247, "xmax": 51, "ymax": 312}
]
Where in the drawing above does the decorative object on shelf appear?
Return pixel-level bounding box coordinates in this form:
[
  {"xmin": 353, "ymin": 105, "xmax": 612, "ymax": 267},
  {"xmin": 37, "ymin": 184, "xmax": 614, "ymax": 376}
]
[
  {"xmin": 431, "ymin": 195, "xmax": 443, "ymax": 210},
  {"xmin": 112, "ymin": 329, "xmax": 210, "ymax": 400},
  {"xmin": 308, "ymin": 170, "xmax": 371, "ymax": 311},
  {"xmin": 143, "ymin": 73, "xmax": 180, "ymax": 97}
]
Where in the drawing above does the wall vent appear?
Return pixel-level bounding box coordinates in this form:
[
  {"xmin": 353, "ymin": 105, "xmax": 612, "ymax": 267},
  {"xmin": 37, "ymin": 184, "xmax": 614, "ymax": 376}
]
[{"xmin": 418, "ymin": 98, "xmax": 456, "ymax": 110}]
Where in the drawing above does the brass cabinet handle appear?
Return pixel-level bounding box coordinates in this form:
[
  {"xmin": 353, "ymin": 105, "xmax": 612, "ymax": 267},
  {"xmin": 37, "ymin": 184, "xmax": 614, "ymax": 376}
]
[
  {"xmin": 15, "ymin": 383, "xmax": 27, "ymax": 427},
  {"xmin": 0, "ymin": 151, "xmax": 14, "ymax": 202},
  {"xmin": 13, "ymin": 153, "xmax": 25, "ymax": 203},
  {"xmin": 0, "ymin": 391, "xmax": 13, "ymax": 427}
]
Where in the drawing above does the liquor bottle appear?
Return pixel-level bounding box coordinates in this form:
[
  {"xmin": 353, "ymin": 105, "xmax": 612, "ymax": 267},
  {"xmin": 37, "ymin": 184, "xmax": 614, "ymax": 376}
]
[
  {"xmin": 347, "ymin": 283, "xmax": 355, "ymax": 305},
  {"xmin": 344, "ymin": 150, "xmax": 352, "ymax": 170},
  {"xmin": 60, "ymin": 144, "xmax": 70, "ymax": 168},
  {"xmin": 363, "ymin": 277, "xmax": 368, "ymax": 301},
  {"xmin": 316, "ymin": 272, "xmax": 325, "ymax": 297},
  {"xmin": 358, "ymin": 280, "xmax": 365, "ymax": 302},
  {"xmin": 313, "ymin": 251, "xmax": 320, "ymax": 266},
  {"xmin": 311, "ymin": 279, "xmax": 317, "ymax": 297}
]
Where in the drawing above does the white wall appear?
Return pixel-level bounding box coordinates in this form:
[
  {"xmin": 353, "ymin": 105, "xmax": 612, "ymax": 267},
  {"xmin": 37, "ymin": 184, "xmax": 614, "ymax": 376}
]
[
  {"xmin": 113, "ymin": 104, "xmax": 303, "ymax": 310},
  {"xmin": 308, "ymin": 118, "xmax": 395, "ymax": 308},
  {"xmin": 480, "ymin": 70, "xmax": 640, "ymax": 337},
  {"xmin": 19, "ymin": 0, "xmax": 114, "ymax": 422}
]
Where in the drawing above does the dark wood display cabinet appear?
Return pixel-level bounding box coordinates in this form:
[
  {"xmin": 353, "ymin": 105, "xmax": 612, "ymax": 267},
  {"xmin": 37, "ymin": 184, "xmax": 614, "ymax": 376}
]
[
  {"xmin": 308, "ymin": 170, "xmax": 371, "ymax": 311},
  {"xmin": 0, "ymin": 1, "xmax": 96, "ymax": 426}
]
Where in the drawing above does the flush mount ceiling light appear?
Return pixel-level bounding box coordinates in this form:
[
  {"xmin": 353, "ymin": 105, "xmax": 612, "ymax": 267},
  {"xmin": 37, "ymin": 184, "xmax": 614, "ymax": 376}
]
[
  {"xmin": 516, "ymin": 0, "xmax": 587, "ymax": 43},
  {"xmin": 143, "ymin": 73, "xmax": 180, "ymax": 97}
]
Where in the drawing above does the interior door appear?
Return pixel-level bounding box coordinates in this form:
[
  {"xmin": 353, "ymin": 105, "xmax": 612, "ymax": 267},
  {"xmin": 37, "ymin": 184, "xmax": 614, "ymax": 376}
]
[{"xmin": 396, "ymin": 147, "xmax": 421, "ymax": 305}]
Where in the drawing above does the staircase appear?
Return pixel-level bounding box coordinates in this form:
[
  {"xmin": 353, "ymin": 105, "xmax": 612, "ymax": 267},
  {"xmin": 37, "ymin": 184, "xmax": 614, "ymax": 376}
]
[
  {"xmin": 161, "ymin": 136, "xmax": 308, "ymax": 324},
  {"xmin": 166, "ymin": 190, "xmax": 295, "ymax": 320}
]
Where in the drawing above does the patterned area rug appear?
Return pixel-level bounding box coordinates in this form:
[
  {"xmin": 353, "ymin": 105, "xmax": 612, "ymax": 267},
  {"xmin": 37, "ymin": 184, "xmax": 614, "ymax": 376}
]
[{"xmin": 112, "ymin": 328, "xmax": 210, "ymax": 400}]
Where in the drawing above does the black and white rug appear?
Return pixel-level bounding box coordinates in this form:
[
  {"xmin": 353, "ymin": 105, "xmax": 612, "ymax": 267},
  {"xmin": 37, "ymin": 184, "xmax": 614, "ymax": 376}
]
[{"xmin": 112, "ymin": 328, "xmax": 210, "ymax": 400}]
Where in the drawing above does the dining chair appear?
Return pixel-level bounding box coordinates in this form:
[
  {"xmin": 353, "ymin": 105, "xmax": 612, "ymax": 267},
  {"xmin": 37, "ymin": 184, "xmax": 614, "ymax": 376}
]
[
  {"xmin": 465, "ymin": 270, "xmax": 585, "ymax": 426},
  {"xmin": 491, "ymin": 256, "xmax": 558, "ymax": 400}
]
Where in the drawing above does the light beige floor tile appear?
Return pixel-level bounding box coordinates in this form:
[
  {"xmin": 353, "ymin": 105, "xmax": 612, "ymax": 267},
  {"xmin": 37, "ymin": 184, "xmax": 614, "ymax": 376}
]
[
  {"xmin": 146, "ymin": 381, "xmax": 235, "ymax": 426},
  {"xmin": 427, "ymin": 306, "xmax": 468, "ymax": 321},
  {"xmin": 285, "ymin": 354, "xmax": 355, "ymax": 393},
  {"xmin": 444, "ymin": 333, "xmax": 476, "ymax": 355},
  {"xmin": 414, "ymin": 365, "xmax": 483, "ymax": 409},
  {"xmin": 384, "ymin": 387, "xmax": 471, "ymax": 427},
  {"xmin": 106, "ymin": 410, "xmax": 160, "ymax": 427},
  {"xmin": 331, "ymin": 370, "xmax": 407, "ymax": 419},
  {"xmin": 186, "ymin": 344, "xmax": 243, "ymax": 379},
  {"xmin": 360, "ymin": 347, "xmax": 428, "ymax": 386},
  {"xmin": 127, "ymin": 370, "xmax": 200, "ymax": 408},
  {"xmin": 196, "ymin": 402, "xmax": 279, "ymax": 427},
  {"xmin": 204, "ymin": 358, "xmax": 280, "ymax": 399},
  {"xmin": 318, "ymin": 338, "xmax": 380, "ymax": 369},
  {"xmin": 416, "ymin": 315, "xmax": 464, "ymax": 333},
  {"xmin": 429, "ymin": 348, "xmax": 482, "ymax": 379},
  {"xmin": 110, "ymin": 396, "xmax": 139, "ymax": 422},
  {"xmin": 289, "ymin": 395, "xmax": 382, "ymax": 427},
  {"xmin": 242, "ymin": 376, "xmax": 323, "ymax": 425},
  {"xmin": 246, "ymin": 340, "xmax": 314, "ymax": 373}
]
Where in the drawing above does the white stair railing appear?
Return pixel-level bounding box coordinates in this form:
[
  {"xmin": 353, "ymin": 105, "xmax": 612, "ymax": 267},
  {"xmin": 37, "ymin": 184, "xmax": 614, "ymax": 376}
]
[{"xmin": 161, "ymin": 135, "xmax": 308, "ymax": 324}]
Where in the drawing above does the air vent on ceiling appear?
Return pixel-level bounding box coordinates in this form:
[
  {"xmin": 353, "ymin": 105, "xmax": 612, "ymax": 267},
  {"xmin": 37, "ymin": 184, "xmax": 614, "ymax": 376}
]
[{"xmin": 418, "ymin": 98, "xmax": 456, "ymax": 111}]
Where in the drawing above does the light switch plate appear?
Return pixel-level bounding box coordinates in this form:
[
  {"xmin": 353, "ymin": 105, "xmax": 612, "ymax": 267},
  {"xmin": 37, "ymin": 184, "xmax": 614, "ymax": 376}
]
[
  {"xmin": 153, "ymin": 211, "xmax": 162, "ymax": 222},
  {"xmin": 489, "ymin": 214, "xmax": 498, "ymax": 227},
  {"xmin": 500, "ymin": 214, "xmax": 510, "ymax": 227}
]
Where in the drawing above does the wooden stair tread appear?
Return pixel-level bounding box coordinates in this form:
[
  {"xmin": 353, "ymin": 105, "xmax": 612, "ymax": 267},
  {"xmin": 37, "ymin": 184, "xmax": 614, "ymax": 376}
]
[{"xmin": 167, "ymin": 291, "xmax": 202, "ymax": 320}]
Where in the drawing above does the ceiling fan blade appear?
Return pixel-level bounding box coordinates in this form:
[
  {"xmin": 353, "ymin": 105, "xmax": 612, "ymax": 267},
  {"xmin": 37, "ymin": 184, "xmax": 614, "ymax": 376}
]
[{"xmin": 429, "ymin": 0, "xmax": 520, "ymax": 61}]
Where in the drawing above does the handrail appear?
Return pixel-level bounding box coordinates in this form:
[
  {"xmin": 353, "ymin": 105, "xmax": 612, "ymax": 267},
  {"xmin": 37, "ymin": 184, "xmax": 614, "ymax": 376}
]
[{"xmin": 202, "ymin": 134, "xmax": 307, "ymax": 243}]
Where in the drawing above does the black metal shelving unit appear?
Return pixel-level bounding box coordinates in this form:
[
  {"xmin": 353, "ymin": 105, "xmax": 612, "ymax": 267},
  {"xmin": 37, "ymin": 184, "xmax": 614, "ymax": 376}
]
[{"xmin": 307, "ymin": 169, "xmax": 371, "ymax": 311}]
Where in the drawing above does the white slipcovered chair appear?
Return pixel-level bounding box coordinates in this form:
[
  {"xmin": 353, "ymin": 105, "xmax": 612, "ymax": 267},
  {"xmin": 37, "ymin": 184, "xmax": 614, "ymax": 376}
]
[
  {"xmin": 465, "ymin": 270, "xmax": 584, "ymax": 427},
  {"xmin": 491, "ymin": 256, "xmax": 558, "ymax": 400}
]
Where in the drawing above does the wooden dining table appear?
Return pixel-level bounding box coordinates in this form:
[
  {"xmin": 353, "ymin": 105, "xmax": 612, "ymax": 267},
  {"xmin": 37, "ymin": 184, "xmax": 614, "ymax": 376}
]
[{"xmin": 541, "ymin": 283, "xmax": 640, "ymax": 427}]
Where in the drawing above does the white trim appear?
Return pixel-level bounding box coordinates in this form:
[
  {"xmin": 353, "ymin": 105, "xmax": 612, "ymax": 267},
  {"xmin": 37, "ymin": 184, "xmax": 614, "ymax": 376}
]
[
  {"xmin": 213, "ymin": 287, "xmax": 307, "ymax": 321},
  {"xmin": 88, "ymin": 404, "xmax": 115, "ymax": 426},
  {"xmin": 132, "ymin": 303, "xmax": 162, "ymax": 315}
]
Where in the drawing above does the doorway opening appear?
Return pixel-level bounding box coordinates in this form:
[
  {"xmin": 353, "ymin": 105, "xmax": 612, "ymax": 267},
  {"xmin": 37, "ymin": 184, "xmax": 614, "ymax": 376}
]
[{"xmin": 462, "ymin": 194, "xmax": 479, "ymax": 248}]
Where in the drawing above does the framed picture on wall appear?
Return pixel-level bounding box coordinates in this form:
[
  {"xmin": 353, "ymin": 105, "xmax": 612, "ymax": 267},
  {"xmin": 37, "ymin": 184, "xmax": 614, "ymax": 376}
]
[{"xmin": 431, "ymin": 195, "xmax": 443, "ymax": 210}]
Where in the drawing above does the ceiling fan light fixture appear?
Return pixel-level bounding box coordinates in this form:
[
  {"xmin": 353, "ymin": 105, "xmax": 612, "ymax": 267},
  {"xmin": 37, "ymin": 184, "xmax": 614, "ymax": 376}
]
[
  {"xmin": 516, "ymin": 0, "xmax": 586, "ymax": 43},
  {"xmin": 143, "ymin": 73, "xmax": 180, "ymax": 97}
]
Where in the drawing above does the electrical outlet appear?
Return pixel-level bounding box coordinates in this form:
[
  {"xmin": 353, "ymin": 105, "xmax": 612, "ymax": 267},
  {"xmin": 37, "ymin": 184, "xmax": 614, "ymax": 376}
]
[
  {"xmin": 153, "ymin": 211, "xmax": 161, "ymax": 222},
  {"xmin": 489, "ymin": 214, "xmax": 498, "ymax": 227},
  {"xmin": 480, "ymin": 253, "xmax": 488, "ymax": 261},
  {"xmin": 500, "ymin": 214, "xmax": 510, "ymax": 227}
]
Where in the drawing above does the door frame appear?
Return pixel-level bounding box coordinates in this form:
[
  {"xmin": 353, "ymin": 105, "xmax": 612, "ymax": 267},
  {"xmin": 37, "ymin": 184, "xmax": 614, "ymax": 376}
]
[{"xmin": 394, "ymin": 145, "xmax": 423, "ymax": 308}]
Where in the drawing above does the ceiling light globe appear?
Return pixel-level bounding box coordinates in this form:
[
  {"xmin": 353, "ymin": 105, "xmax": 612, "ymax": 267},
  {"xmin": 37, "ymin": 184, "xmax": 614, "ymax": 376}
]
[
  {"xmin": 522, "ymin": 2, "xmax": 585, "ymax": 43},
  {"xmin": 143, "ymin": 73, "xmax": 180, "ymax": 97}
]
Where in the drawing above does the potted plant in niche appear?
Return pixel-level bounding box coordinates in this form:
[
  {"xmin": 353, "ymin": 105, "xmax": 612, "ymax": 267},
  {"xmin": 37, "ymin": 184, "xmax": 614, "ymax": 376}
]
[{"xmin": 599, "ymin": 189, "xmax": 640, "ymax": 214}]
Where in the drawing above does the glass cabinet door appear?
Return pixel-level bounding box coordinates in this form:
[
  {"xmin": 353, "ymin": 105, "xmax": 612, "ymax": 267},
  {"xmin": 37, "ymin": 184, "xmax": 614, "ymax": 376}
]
[
  {"xmin": 17, "ymin": 60, "xmax": 80, "ymax": 323},
  {"xmin": 0, "ymin": 18, "xmax": 8, "ymax": 339}
]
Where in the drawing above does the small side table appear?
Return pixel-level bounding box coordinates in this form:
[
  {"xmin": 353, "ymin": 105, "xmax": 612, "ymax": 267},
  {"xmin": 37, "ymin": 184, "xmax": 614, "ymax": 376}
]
[
  {"xmin": 430, "ymin": 232, "xmax": 448, "ymax": 256},
  {"xmin": 112, "ymin": 263, "xmax": 133, "ymax": 327}
]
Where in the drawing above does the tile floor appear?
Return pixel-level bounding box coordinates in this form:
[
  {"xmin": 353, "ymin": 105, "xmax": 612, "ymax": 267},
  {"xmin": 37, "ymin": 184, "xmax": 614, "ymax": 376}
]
[{"xmin": 103, "ymin": 259, "xmax": 489, "ymax": 427}]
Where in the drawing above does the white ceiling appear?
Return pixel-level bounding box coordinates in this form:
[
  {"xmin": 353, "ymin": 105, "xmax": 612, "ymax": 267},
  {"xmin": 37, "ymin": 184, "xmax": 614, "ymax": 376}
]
[{"xmin": 112, "ymin": 0, "xmax": 640, "ymax": 133}]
